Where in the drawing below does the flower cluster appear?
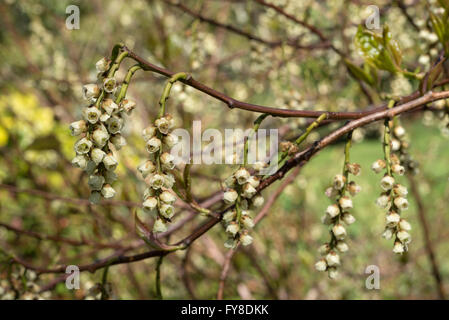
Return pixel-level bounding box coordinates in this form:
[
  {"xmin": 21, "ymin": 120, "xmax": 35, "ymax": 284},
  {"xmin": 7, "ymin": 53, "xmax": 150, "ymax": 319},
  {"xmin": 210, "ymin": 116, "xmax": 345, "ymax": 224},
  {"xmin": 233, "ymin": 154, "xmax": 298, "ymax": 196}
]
[
  {"xmin": 315, "ymin": 162, "xmax": 361, "ymax": 279},
  {"xmin": 373, "ymin": 121, "xmax": 412, "ymax": 254},
  {"xmin": 138, "ymin": 114, "xmax": 179, "ymax": 234},
  {"xmin": 222, "ymin": 164, "xmax": 266, "ymax": 248},
  {"xmin": 70, "ymin": 57, "xmax": 135, "ymax": 204}
]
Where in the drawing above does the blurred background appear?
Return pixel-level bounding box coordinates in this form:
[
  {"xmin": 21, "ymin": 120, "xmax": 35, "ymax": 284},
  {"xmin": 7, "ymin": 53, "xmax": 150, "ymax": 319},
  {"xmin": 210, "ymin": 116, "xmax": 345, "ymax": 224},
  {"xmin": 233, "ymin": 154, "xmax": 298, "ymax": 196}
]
[{"xmin": 0, "ymin": 0, "xmax": 449, "ymax": 299}]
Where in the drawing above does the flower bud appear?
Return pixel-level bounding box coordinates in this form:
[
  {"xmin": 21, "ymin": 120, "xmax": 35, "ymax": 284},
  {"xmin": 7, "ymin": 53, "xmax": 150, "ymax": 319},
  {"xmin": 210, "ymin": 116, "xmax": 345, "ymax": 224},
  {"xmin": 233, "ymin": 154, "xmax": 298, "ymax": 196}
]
[
  {"xmin": 223, "ymin": 210, "xmax": 236, "ymax": 223},
  {"xmin": 241, "ymin": 215, "xmax": 255, "ymax": 229},
  {"xmin": 138, "ymin": 160, "xmax": 156, "ymax": 178},
  {"xmin": 318, "ymin": 243, "xmax": 331, "ymax": 255},
  {"xmin": 95, "ymin": 57, "xmax": 110, "ymax": 73},
  {"xmin": 252, "ymin": 195, "xmax": 264, "ymax": 208},
  {"xmin": 143, "ymin": 196, "xmax": 158, "ymax": 212},
  {"xmin": 163, "ymin": 133, "xmax": 178, "ymax": 147},
  {"xmin": 142, "ymin": 126, "xmax": 157, "ymax": 141},
  {"xmin": 88, "ymin": 174, "xmax": 105, "ymax": 191},
  {"xmin": 376, "ymin": 194, "xmax": 391, "ymax": 209},
  {"xmin": 380, "ymin": 175, "xmax": 395, "ymax": 191},
  {"xmin": 146, "ymin": 137, "xmax": 161, "ymax": 153},
  {"xmin": 121, "ymin": 99, "xmax": 136, "ymax": 115},
  {"xmin": 74, "ymin": 138, "xmax": 93, "ymax": 154},
  {"xmin": 224, "ymin": 238, "xmax": 238, "ymax": 249},
  {"xmin": 390, "ymin": 154, "xmax": 400, "ymax": 166},
  {"xmin": 83, "ymin": 107, "xmax": 101, "ymax": 124},
  {"xmin": 392, "ymin": 164, "xmax": 405, "ymax": 176},
  {"xmin": 226, "ymin": 221, "xmax": 240, "ymax": 236},
  {"xmin": 163, "ymin": 173, "xmax": 175, "ymax": 189},
  {"xmin": 85, "ymin": 160, "xmax": 97, "ymax": 175},
  {"xmin": 247, "ymin": 176, "xmax": 260, "ymax": 188},
  {"xmin": 143, "ymin": 188, "xmax": 156, "ymax": 200},
  {"xmin": 240, "ymin": 231, "xmax": 253, "ymax": 246},
  {"xmin": 69, "ymin": 120, "xmax": 87, "ymax": 136},
  {"xmin": 386, "ymin": 212, "xmax": 400, "ymax": 227},
  {"xmin": 235, "ymin": 168, "xmax": 250, "ymax": 185},
  {"xmin": 348, "ymin": 181, "xmax": 361, "ymax": 196},
  {"xmin": 105, "ymin": 171, "xmax": 117, "ymax": 184},
  {"xmin": 92, "ymin": 127, "xmax": 109, "ymax": 148},
  {"xmin": 159, "ymin": 204, "xmax": 175, "ymax": 219},
  {"xmin": 89, "ymin": 191, "xmax": 101, "ymax": 204},
  {"xmin": 393, "ymin": 241, "xmax": 404, "ymax": 254},
  {"xmin": 101, "ymin": 184, "xmax": 116, "ymax": 199},
  {"xmin": 103, "ymin": 77, "xmax": 116, "ymax": 93},
  {"xmin": 394, "ymin": 126, "xmax": 406, "ymax": 138},
  {"xmin": 91, "ymin": 148, "xmax": 106, "ymax": 165},
  {"xmin": 242, "ymin": 183, "xmax": 257, "ymax": 199},
  {"xmin": 110, "ymin": 134, "xmax": 126, "ymax": 150},
  {"xmin": 159, "ymin": 190, "xmax": 176, "ymax": 204},
  {"xmin": 253, "ymin": 161, "xmax": 268, "ymax": 172},
  {"xmin": 333, "ymin": 174, "xmax": 346, "ymax": 190},
  {"xmin": 223, "ymin": 189, "xmax": 238, "ymax": 204},
  {"xmin": 106, "ymin": 116, "xmax": 123, "ymax": 134},
  {"xmin": 382, "ymin": 228, "xmax": 394, "ymax": 240},
  {"xmin": 155, "ymin": 117, "xmax": 171, "ymax": 134},
  {"xmin": 71, "ymin": 155, "xmax": 88, "ymax": 169},
  {"xmin": 153, "ymin": 218, "xmax": 167, "ymax": 233},
  {"xmin": 393, "ymin": 184, "xmax": 408, "ymax": 197},
  {"xmin": 339, "ymin": 196, "xmax": 353, "ymax": 210},
  {"xmin": 326, "ymin": 204, "xmax": 340, "ymax": 218},
  {"xmin": 332, "ymin": 224, "xmax": 347, "ymax": 240},
  {"xmin": 321, "ymin": 214, "xmax": 332, "ymax": 225},
  {"xmin": 328, "ymin": 267, "xmax": 339, "ymax": 279},
  {"xmin": 315, "ymin": 259, "xmax": 327, "ymax": 272},
  {"xmin": 146, "ymin": 173, "xmax": 165, "ymax": 190},
  {"xmin": 371, "ymin": 159, "xmax": 386, "ymax": 174},
  {"xmin": 341, "ymin": 212, "xmax": 356, "ymax": 225},
  {"xmin": 394, "ymin": 197, "xmax": 409, "ymax": 211},
  {"xmin": 391, "ymin": 139, "xmax": 401, "ymax": 151},
  {"xmin": 160, "ymin": 152, "xmax": 175, "ymax": 170},
  {"xmin": 399, "ymin": 219, "xmax": 411, "ymax": 231},
  {"xmin": 336, "ymin": 241, "xmax": 349, "ymax": 253},
  {"xmin": 346, "ymin": 163, "xmax": 361, "ymax": 176},
  {"xmin": 100, "ymin": 113, "xmax": 110, "ymax": 123},
  {"xmin": 325, "ymin": 251, "xmax": 340, "ymax": 266},
  {"xmin": 397, "ymin": 230, "xmax": 411, "ymax": 244},
  {"xmin": 103, "ymin": 154, "xmax": 118, "ymax": 171},
  {"xmin": 102, "ymin": 99, "xmax": 118, "ymax": 115},
  {"xmin": 325, "ymin": 187, "xmax": 338, "ymax": 198},
  {"xmin": 83, "ymin": 84, "xmax": 100, "ymax": 101}
]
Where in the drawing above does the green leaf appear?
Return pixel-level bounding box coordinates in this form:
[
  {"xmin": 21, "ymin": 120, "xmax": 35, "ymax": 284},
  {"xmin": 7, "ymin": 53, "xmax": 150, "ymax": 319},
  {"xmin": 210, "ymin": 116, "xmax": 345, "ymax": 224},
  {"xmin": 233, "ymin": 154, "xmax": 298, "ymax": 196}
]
[
  {"xmin": 344, "ymin": 59, "xmax": 375, "ymax": 86},
  {"xmin": 354, "ymin": 25, "xmax": 402, "ymax": 74}
]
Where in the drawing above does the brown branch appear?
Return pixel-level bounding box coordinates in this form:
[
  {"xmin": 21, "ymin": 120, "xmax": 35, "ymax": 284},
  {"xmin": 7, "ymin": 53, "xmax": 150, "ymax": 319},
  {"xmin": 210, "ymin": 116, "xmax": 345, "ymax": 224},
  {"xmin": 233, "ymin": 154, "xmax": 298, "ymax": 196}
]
[
  {"xmin": 122, "ymin": 45, "xmax": 448, "ymax": 120},
  {"xmin": 162, "ymin": 0, "xmax": 331, "ymax": 51}
]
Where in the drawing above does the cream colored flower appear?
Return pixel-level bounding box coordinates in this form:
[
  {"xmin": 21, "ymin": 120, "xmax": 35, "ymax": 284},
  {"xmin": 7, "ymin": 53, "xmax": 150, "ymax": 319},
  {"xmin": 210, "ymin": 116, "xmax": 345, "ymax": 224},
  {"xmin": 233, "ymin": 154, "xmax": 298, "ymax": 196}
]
[
  {"xmin": 159, "ymin": 190, "xmax": 176, "ymax": 204},
  {"xmin": 138, "ymin": 160, "xmax": 156, "ymax": 178},
  {"xmin": 394, "ymin": 197, "xmax": 409, "ymax": 211},
  {"xmin": 91, "ymin": 148, "xmax": 106, "ymax": 165},
  {"xmin": 235, "ymin": 168, "xmax": 250, "ymax": 185},
  {"xmin": 103, "ymin": 154, "xmax": 118, "ymax": 171},
  {"xmin": 159, "ymin": 204, "xmax": 175, "ymax": 219},
  {"xmin": 101, "ymin": 184, "xmax": 116, "ymax": 198},
  {"xmin": 315, "ymin": 259, "xmax": 327, "ymax": 272},
  {"xmin": 325, "ymin": 251, "xmax": 340, "ymax": 266},
  {"xmin": 223, "ymin": 189, "xmax": 238, "ymax": 204},
  {"xmin": 69, "ymin": 120, "xmax": 87, "ymax": 136},
  {"xmin": 92, "ymin": 127, "xmax": 109, "ymax": 148},
  {"xmin": 371, "ymin": 159, "xmax": 386, "ymax": 174},
  {"xmin": 339, "ymin": 196, "xmax": 353, "ymax": 210},
  {"xmin": 83, "ymin": 84, "xmax": 100, "ymax": 101},
  {"xmin": 332, "ymin": 224, "xmax": 347, "ymax": 240},
  {"xmin": 226, "ymin": 221, "xmax": 240, "ymax": 236},
  {"xmin": 74, "ymin": 138, "xmax": 93, "ymax": 154},
  {"xmin": 146, "ymin": 137, "xmax": 161, "ymax": 153},
  {"xmin": 153, "ymin": 218, "xmax": 167, "ymax": 233},
  {"xmin": 326, "ymin": 204, "xmax": 340, "ymax": 218},
  {"xmin": 380, "ymin": 175, "xmax": 395, "ymax": 191}
]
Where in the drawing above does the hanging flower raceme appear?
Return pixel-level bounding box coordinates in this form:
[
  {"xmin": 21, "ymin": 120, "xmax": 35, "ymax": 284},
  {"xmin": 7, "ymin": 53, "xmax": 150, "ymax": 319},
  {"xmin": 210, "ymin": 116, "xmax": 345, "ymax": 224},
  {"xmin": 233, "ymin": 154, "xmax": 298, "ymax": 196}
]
[
  {"xmin": 221, "ymin": 164, "xmax": 266, "ymax": 249},
  {"xmin": 374, "ymin": 112, "xmax": 412, "ymax": 254},
  {"xmin": 138, "ymin": 114, "xmax": 179, "ymax": 234},
  {"xmin": 315, "ymin": 133, "xmax": 360, "ymax": 279},
  {"xmin": 70, "ymin": 55, "xmax": 137, "ymax": 204}
]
